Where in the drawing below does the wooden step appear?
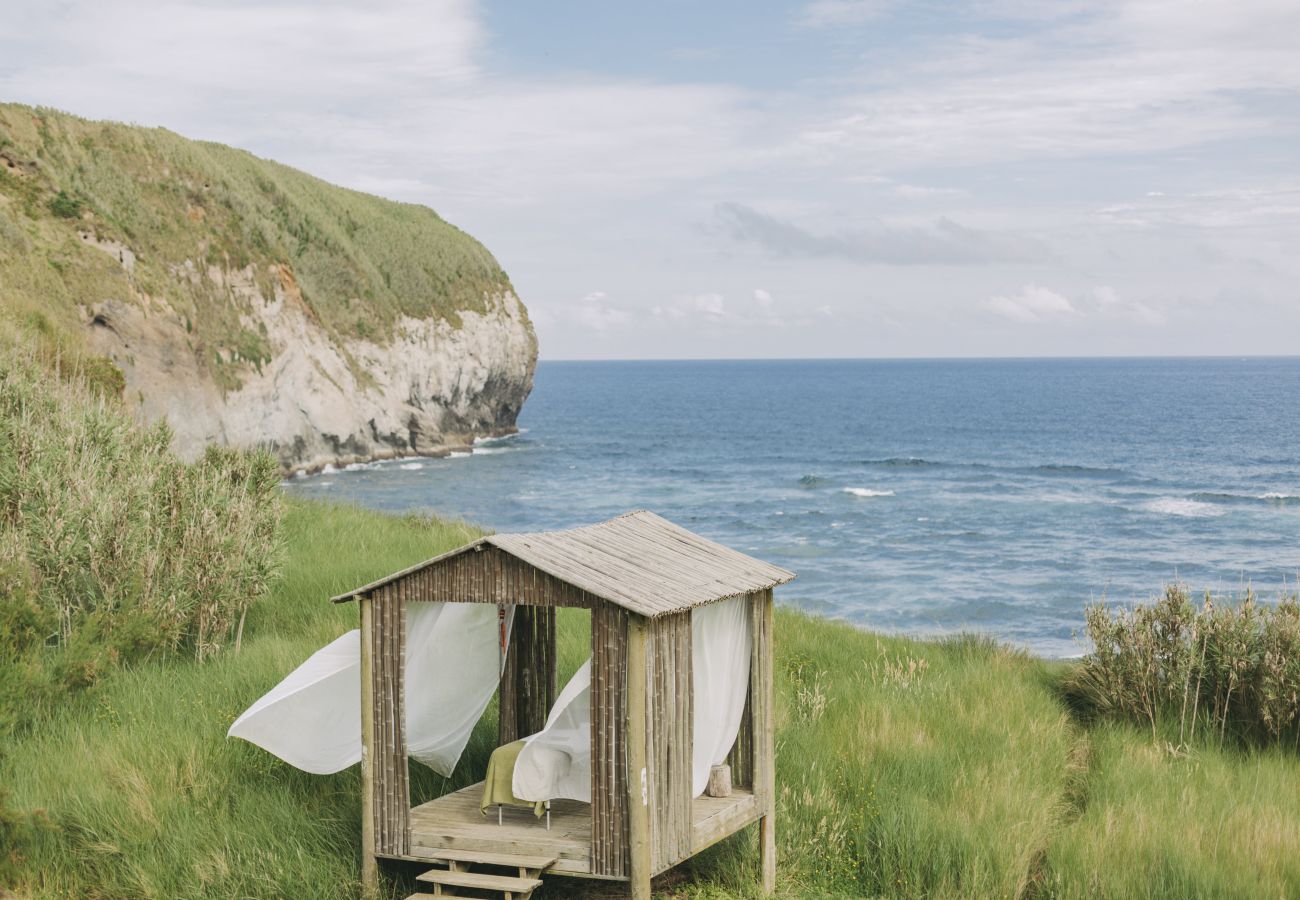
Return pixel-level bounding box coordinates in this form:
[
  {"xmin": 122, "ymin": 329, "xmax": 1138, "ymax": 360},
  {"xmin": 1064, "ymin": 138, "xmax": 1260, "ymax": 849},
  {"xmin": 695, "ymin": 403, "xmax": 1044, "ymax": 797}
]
[
  {"xmin": 416, "ymin": 867, "xmax": 543, "ymax": 898},
  {"xmin": 423, "ymin": 847, "xmax": 557, "ymax": 875}
]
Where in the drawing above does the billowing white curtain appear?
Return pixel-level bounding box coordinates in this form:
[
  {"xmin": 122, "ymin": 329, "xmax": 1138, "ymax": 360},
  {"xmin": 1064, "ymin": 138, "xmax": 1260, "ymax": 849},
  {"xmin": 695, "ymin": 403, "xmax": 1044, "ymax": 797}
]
[
  {"xmin": 512, "ymin": 660, "xmax": 592, "ymax": 803},
  {"xmin": 227, "ymin": 628, "xmax": 363, "ymax": 775},
  {"xmin": 691, "ymin": 594, "xmax": 753, "ymax": 797},
  {"xmin": 228, "ymin": 601, "xmax": 506, "ymax": 777}
]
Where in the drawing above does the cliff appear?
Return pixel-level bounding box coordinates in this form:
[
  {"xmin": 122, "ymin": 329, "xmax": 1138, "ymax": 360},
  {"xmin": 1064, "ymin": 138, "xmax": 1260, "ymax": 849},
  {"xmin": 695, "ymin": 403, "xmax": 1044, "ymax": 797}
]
[{"xmin": 0, "ymin": 103, "xmax": 537, "ymax": 472}]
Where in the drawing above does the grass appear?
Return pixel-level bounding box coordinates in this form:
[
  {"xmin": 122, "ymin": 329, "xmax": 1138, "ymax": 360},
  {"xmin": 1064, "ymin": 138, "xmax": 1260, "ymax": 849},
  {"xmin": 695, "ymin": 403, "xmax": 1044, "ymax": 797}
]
[
  {"xmin": 0, "ymin": 102, "xmax": 521, "ymax": 391},
  {"xmin": 5, "ymin": 500, "xmax": 1300, "ymax": 898}
]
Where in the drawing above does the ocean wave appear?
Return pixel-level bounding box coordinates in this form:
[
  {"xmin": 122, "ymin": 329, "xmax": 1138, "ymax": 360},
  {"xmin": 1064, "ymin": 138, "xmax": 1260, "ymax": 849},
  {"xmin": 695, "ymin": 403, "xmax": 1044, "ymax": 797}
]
[
  {"xmin": 1142, "ymin": 497, "xmax": 1225, "ymax": 518},
  {"xmin": 1260, "ymin": 492, "xmax": 1300, "ymax": 504},
  {"xmin": 798, "ymin": 474, "xmax": 823, "ymax": 487},
  {"xmin": 843, "ymin": 487, "xmax": 895, "ymax": 498},
  {"xmin": 1188, "ymin": 491, "xmax": 1300, "ymax": 507},
  {"xmin": 861, "ymin": 457, "xmax": 941, "ymax": 468},
  {"xmin": 399, "ymin": 462, "xmax": 424, "ymax": 470},
  {"xmin": 447, "ymin": 450, "xmax": 472, "ymax": 458},
  {"xmin": 474, "ymin": 428, "xmax": 527, "ymax": 445},
  {"xmin": 1028, "ymin": 463, "xmax": 1123, "ymax": 478}
]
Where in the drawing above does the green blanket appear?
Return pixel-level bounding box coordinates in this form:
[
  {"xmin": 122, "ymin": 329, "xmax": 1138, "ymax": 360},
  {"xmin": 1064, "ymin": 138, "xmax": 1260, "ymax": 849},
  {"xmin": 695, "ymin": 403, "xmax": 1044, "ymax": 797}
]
[{"xmin": 480, "ymin": 740, "xmax": 545, "ymax": 817}]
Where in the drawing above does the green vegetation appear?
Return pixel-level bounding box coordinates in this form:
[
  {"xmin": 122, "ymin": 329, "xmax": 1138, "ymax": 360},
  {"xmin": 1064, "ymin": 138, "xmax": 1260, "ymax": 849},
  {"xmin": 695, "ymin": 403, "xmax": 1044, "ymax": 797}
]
[
  {"xmin": 0, "ymin": 103, "xmax": 517, "ymax": 390},
  {"xmin": 3, "ymin": 357, "xmax": 1299, "ymax": 898},
  {"xmin": 6, "ymin": 494, "xmax": 1300, "ymax": 897},
  {"xmin": 1067, "ymin": 585, "xmax": 1300, "ymax": 748},
  {"xmin": 0, "ymin": 349, "xmax": 282, "ymax": 736}
]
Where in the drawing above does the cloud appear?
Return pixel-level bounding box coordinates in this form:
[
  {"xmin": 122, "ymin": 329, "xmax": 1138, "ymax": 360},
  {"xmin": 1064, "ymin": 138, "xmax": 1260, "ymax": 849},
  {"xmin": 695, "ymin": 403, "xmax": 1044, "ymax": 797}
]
[
  {"xmin": 799, "ymin": 1, "xmax": 893, "ymax": 28},
  {"xmin": 985, "ymin": 285, "xmax": 1079, "ymax": 322},
  {"xmin": 754, "ymin": 288, "xmax": 774, "ymax": 307},
  {"xmin": 653, "ymin": 293, "xmax": 728, "ymax": 324},
  {"xmin": 985, "ymin": 284, "xmax": 1169, "ymax": 325},
  {"xmin": 716, "ymin": 202, "xmax": 1050, "ymax": 266},
  {"xmin": 565, "ymin": 291, "xmax": 631, "ymax": 332}
]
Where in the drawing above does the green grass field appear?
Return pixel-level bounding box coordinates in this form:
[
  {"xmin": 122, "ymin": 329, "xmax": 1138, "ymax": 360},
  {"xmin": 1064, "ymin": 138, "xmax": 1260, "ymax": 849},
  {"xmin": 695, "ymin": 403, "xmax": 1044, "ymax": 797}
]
[{"xmin": 6, "ymin": 499, "xmax": 1300, "ymax": 898}]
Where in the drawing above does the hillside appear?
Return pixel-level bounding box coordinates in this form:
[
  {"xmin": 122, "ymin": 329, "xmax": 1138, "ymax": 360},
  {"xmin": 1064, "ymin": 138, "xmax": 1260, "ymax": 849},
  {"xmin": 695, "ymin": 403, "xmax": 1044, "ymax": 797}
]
[{"xmin": 0, "ymin": 103, "xmax": 536, "ymax": 471}]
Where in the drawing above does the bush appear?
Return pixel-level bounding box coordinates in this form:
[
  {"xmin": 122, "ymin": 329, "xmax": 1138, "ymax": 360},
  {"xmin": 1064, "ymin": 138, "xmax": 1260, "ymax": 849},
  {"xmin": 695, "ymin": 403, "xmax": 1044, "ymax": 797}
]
[
  {"xmin": 46, "ymin": 189, "xmax": 82, "ymax": 219},
  {"xmin": 1066, "ymin": 584, "xmax": 1300, "ymax": 748},
  {"xmin": 0, "ymin": 349, "xmax": 283, "ymax": 733}
]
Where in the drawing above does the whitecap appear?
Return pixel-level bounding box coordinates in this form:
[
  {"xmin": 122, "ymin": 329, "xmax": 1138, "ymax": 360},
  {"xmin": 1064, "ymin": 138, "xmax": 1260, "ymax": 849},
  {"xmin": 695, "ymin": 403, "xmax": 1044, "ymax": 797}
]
[
  {"xmin": 1260, "ymin": 492, "xmax": 1300, "ymax": 502},
  {"xmin": 319, "ymin": 464, "xmax": 338, "ymax": 474},
  {"xmin": 474, "ymin": 428, "xmax": 527, "ymax": 445},
  {"xmin": 447, "ymin": 451, "xmax": 472, "ymax": 459},
  {"xmin": 843, "ymin": 487, "xmax": 895, "ymax": 498},
  {"xmin": 399, "ymin": 462, "xmax": 423, "ymax": 470},
  {"xmin": 1142, "ymin": 497, "xmax": 1224, "ymax": 518}
]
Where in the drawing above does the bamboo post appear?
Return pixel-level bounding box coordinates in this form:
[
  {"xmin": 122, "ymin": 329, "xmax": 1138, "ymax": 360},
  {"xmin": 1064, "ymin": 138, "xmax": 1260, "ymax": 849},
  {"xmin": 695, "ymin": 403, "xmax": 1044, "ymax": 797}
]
[
  {"xmin": 626, "ymin": 614, "xmax": 651, "ymax": 900},
  {"xmin": 359, "ymin": 595, "xmax": 378, "ymax": 897},
  {"xmin": 757, "ymin": 590, "xmax": 776, "ymax": 894}
]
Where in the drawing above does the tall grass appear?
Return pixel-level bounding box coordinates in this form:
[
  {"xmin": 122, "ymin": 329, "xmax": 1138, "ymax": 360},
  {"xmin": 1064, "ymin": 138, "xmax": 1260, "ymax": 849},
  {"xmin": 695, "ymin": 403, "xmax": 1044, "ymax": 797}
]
[
  {"xmin": 0, "ymin": 350, "xmax": 282, "ymax": 735},
  {"xmin": 1066, "ymin": 584, "xmax": 1300, "ymax": 749}
]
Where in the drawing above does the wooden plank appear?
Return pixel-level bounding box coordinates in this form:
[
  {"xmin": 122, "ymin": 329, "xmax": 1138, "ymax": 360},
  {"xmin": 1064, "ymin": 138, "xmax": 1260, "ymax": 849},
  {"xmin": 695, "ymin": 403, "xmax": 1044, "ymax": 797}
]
[
  {"xmin": 415, "ymin": 868, "xmax": 543, "ymax": 892},
  {"xmin": 690, "ymin": 790, "xmax": 761, "ymax": 854},
  {"xmin": 359, "ymin": 595, "xmax": 378, "ymax": 896},
  {"xmin": 626, "ymin": 614, "xmax": 651, "ymax": 900},
  {"xmin": 419, "ymin": 848, "xmax": 558, "ymax": 871}
]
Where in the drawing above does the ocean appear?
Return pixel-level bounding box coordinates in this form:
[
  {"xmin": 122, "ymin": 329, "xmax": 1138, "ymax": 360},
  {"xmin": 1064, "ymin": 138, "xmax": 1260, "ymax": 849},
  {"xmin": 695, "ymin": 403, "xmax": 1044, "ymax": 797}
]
[{"xmin": 284, "ymin": 358, "xmax": 1300, "ymax": 656}]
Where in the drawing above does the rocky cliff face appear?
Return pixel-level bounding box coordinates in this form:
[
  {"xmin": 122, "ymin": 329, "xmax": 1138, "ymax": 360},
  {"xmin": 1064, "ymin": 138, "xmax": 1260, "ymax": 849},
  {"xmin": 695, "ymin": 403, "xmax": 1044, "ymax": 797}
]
[
  {"xmin": 0, "ymin": 104, "xmax": 537, "ymax": 472},
  {"xmin": 85, "ymin": 262, "xmax": 535, "ymax": 472}
]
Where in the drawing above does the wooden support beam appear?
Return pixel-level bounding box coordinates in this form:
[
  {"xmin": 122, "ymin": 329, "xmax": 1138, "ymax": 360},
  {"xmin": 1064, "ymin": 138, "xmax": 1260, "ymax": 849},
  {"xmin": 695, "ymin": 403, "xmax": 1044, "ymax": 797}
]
[
  {"xmin": 626, "ymin": 614, "xmax": 651, "ymax": 900},
  {"xmin": 359, "ymin": 595, "xmax": 378, "ymax": 897},
  {"xmin": 756, "ymin": 590, "xmax": 776, "ymax": 895}
]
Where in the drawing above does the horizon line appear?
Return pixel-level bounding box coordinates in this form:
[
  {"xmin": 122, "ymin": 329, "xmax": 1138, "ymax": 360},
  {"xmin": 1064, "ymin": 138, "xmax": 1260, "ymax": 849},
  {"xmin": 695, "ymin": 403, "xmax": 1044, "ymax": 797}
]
[{"xmin": 537, "ymin": 353, "xmax": 1300, "ymax": 363}]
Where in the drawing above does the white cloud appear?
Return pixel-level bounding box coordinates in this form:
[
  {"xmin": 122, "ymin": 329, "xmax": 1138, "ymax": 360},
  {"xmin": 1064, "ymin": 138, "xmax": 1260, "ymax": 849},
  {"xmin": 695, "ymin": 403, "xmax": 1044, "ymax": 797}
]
[
  {"xmin": 754, "ymin": 288, "xmax": 774, "ymax": 307},
  {"xmin": 986, "ymin": 285, "xmax": 1079, "ymax": 322}
]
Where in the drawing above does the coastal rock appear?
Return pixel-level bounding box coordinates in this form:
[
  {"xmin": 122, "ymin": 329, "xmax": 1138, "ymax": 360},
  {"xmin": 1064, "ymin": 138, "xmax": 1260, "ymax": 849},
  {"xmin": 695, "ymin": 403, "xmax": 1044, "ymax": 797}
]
[{"xmin": 85, "ymin": 263, "xmax": 537, "ymax": 473}]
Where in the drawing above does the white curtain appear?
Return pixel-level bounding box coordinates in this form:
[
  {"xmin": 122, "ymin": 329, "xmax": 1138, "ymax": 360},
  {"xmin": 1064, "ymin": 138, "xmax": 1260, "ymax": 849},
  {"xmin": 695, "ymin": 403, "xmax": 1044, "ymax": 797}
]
[
  {"xmin": 228, "ymin": 601, "xmax": 506, "ymax": 777},
  {"xmin": 512, "ymin": 594, "xmax": 752, "ymax": 804},
  {"xmin": 691, "ymin": 595, "xmax": 753, "ymax": 797},
  {"xmin": 512, "ymin": 660, "xmax": 592, "ymax": 803}
]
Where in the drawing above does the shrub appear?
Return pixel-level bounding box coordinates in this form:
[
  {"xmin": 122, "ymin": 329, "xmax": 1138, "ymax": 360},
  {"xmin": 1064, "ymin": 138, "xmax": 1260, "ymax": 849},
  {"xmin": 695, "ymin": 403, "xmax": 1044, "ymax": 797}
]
[
  {"xmin": 0, "ymin": 349, "xmax": 283, "ymax": 733},
  {"xmin": 46, "ymin": 188, "xmax": 82, "ymax": 219},
  {"xmin": 1066, "ymin": 584, "xmax": 1300, "ymax": 749}
]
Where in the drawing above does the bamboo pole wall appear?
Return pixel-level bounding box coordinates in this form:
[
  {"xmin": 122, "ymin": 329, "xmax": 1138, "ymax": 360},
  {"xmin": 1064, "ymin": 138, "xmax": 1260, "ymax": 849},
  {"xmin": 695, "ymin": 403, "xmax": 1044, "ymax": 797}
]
[
  {"xmin": 499, "ymin": 605, "xmax": 558, "ymax": 745},
  {"xmin": 647, "ymin": 611, "xmax": 693, "ymax": 873},
  {"xmin": 590, "ymin": 604, "xmax": 630, "ymax": 878},
  {"xmin": 369, "ymin": 584, "xmax": 410, "ymax": 857}
]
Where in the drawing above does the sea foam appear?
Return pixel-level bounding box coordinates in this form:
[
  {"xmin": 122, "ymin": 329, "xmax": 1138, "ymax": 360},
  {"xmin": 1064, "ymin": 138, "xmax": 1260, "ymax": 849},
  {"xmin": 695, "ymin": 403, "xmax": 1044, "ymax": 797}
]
[
  {"xmin": 1142, "ymin": 497, "xmax": 1224, "ymax": 518},
  {"xmin": 843, "ymin": 487, "xmax": 895, "ymax": 498}
]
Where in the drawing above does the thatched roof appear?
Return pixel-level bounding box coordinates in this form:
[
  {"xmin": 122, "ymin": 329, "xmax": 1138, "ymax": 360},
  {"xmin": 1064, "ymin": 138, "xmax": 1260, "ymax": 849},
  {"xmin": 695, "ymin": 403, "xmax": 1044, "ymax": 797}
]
[{"xmin": 331, "ymin": 510, "xmax": 794, "ymax": 617}]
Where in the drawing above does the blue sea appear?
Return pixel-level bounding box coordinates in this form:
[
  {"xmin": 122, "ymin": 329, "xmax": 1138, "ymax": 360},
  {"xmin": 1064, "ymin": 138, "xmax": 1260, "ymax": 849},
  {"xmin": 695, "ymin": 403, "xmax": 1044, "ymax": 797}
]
[{"xmin": 285, "ymin": 358, "xmax": 1300, "ymax": 656}]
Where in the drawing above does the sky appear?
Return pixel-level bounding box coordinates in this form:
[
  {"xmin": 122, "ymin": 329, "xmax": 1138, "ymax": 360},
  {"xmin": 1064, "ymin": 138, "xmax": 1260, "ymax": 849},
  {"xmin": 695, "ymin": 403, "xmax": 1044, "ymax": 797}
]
[{"xmin": 2, "ymin": 0, "xmax": 1298, "ymax": 359}]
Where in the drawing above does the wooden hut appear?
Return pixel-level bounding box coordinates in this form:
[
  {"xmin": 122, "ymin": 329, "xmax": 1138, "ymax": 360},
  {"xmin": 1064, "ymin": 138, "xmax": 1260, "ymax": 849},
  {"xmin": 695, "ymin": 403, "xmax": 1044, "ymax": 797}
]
[{"xmin": 331, "ymin": 510, "xmax": 794, "ymax": 899}]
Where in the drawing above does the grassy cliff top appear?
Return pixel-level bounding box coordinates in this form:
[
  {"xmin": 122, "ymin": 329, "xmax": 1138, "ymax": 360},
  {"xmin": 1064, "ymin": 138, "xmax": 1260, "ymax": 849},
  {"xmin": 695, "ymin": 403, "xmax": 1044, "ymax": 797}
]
[{"xmin": 0, "ymin": 103, "xmax": 515, "ymax": 374}]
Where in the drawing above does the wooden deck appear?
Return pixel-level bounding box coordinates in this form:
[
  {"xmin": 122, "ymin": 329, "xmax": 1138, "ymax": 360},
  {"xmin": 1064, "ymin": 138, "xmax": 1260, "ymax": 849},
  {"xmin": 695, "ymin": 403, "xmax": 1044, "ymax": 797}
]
[{"xmin": 401, "ymin": 782, "xmax": 760, "ymax": 879}]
